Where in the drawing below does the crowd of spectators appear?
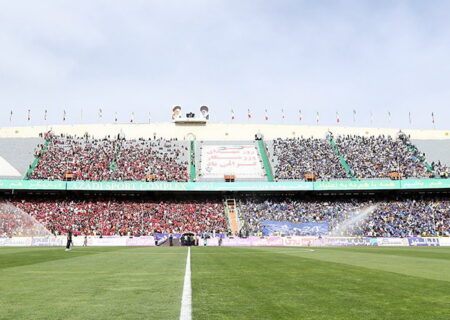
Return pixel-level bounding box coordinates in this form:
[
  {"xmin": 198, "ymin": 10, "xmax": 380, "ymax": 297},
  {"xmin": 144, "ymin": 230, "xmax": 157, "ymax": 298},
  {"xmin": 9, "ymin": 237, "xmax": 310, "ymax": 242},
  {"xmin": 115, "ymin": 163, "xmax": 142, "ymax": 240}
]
[
  {"xmin": 29, "ymin": 132, "xmax": 445, "ymax": 181},
  {"xmin": 238, "ymin": 196, "xmax": 450, "ymax": 237},
  {"xmin": 3, "ymin": 197, "xmax": 226, "ymax": 236},
  {"xmin": 271, "ymin": 137, "xmax": 348, "ymax": 180},
  {"xmin": 29, "ymin": 134, "xmax": 189, "ymax": 181},
  {"xmin": 110, "ymin": 138, "xmax": 189, "ymax": 181},
  {"xmin": 335, "ymin": 134, "xmax": 429, "ymax": 179},
  {"xmin": 2, "ymin": 194, "xmax": 449, "ymax": 238},
  {"xmin": 30, "ymin": 134, "xmax": 115, "ymax": 181},
  {"xmin": 270, "ymin": 133, "xmax": 441, "ymax": 180},
  {"xmin": 430, "ymin": 161, "xmax": 449, "ymax": 178}
]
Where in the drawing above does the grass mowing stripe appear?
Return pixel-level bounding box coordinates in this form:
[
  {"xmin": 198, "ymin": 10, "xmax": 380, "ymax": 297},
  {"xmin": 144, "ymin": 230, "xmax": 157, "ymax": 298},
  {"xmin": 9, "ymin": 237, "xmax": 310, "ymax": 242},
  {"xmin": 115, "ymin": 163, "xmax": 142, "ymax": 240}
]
[
  {"xmin": 192, "ymin": 247, "xmax": 450, "ymax": 320},
  {"xmin": 255, "ymin": 247, "xmax": 450, "ymax": 282},
  {"xmin": 180, "ymin": 247, "xmax": 192, "ymax": 320},
  {"xmin": 0, "ymin": 247, "xmax": 123, "ymax": 270},
  {"xmin": 326, "ymin": 246, "xmax": 450, "ymax": 261},
  {"xmin": 0, "ymin": 247, "xmax": 186, "ymax": 320}
]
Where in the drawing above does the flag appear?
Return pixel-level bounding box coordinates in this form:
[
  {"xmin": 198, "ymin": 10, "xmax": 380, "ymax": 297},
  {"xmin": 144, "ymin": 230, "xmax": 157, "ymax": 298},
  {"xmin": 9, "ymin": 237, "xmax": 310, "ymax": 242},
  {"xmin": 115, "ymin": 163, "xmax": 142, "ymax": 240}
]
[
  {"xmin": 114, "ymin": 112, "xmax": 118, "ymax": 123},
  {"xmin": 231, "ymin": 109, "xmax": 235, "ymax": 120},
  {"xmin": 299, "ymin": 109, "xmax": 302, "ymax": 122},
  {"xmin": 9, "ymin": 110, "xmax": 13, "ymax": 122},
  {"xmin": 130, "ymin": 112, "xmax": 134, "ymax": 123},
  {"xmin": 316, "ymin": 111, "xmax": 320, "ymax": 124},
  {"xmin": 336, "ymin": 112, "xmax": 340, "ymax": 123},
  {"xmin": 63, "ymin": 110, "xmax": 66, "ymax": 122},
  {"xmin": 44, "ymin": 109, "xmax": 48, "ymax": 121},
  {"xmin": 353, "ymin": 109, "xmax": 356, "ymax": 123},
  {"xmin": 265, "ymin": 109, "xmax": 269, "ymax": 121},
  {"xmin": 27, "ymin": 109, "xmax": 31, "ymax": 122},
  {"xmin": 248, "ymin": 109, "xmax": 251, "ymax": 119},
  {"xmin": 388, "ymin": 111, "xmax": 391, "ymax": 123},
  {"xmin": 408, "ymin": 112, "xmax": 412, "ymax": 125}
]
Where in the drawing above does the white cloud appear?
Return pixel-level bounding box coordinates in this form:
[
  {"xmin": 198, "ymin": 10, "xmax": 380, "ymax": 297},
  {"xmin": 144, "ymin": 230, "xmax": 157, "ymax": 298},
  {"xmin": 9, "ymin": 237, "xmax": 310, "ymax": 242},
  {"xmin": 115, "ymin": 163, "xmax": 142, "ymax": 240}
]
[{"xmin": 0, "ymin": 0, "xmax": 449, "ymax": 129}]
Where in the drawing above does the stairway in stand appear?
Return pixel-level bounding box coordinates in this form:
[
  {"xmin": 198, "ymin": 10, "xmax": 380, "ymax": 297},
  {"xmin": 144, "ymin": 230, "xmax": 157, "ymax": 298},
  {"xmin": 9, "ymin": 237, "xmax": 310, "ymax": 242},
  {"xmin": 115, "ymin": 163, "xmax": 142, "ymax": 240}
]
[{"xmin": 224, "ymin": 199, "xmax": 240, "ymax": 235}]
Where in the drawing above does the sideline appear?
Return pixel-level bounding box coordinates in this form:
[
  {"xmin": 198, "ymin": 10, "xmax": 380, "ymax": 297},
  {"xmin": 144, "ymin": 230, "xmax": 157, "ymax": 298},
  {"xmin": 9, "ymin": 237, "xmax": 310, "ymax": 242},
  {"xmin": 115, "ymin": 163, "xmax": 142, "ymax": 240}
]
[{"xmin": 179, "ymin": 247, "xmax": 192, "ymax": 320}]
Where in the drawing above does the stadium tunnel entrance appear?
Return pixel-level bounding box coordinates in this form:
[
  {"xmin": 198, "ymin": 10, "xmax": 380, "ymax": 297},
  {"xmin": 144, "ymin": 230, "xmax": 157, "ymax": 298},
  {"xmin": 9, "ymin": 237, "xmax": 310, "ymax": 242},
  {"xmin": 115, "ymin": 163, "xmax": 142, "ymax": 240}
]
[{"xmin": 180, "ymin": 232, "xmax": 198, "ymax": 246}]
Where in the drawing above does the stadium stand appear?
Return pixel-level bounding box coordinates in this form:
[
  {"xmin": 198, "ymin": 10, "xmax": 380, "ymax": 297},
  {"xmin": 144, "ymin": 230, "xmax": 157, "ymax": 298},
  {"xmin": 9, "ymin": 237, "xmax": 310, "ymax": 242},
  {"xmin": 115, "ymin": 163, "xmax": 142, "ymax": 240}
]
[
  {"xmin": 110, "ymin": 138, "xmax": 189, "ymax": 181},
  {"xmin": 334, "ymin": 134, "xmax": 430, "ymax": 179},
  {"xmin": 3, "ymin": 193, "xmax": 448, "ymax": 238},
  {"xmin": 10, "ymin": 126, "xmax": 446, "ymax": 182},
  {"xmin": 0, "ymin": 124, "xmax": 449, "ymax": 241},
  {"xmin": 29, "ymin": 134, "xmax": 189, "ymax": 181},
  {"xmin": 270, "ymin": 137, "xmax": 348, "ymax": 180},
  {"xmin": 2, "ymin": 197, "xmax": 226, "ymax": 237},
  {"xmin": 238, "ymin": 195, "xmax": 450, "ymax": 237}
]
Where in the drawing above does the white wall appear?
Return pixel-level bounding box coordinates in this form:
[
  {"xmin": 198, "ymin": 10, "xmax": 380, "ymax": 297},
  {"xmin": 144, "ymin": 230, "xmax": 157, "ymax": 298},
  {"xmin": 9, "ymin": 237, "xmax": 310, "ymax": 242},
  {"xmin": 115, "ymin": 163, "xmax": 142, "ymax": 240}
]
[{"xmin": 0, "ymin": 122, "xmax": 449, "ymax": 140}]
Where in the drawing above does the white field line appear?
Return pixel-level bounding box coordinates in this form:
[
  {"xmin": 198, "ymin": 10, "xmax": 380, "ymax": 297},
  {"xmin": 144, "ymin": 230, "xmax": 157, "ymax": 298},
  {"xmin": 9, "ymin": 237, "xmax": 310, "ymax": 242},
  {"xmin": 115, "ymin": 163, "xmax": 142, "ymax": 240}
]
[{"xmin": 179, "ymin": 246, "xmax": 192, "ymax": 320}]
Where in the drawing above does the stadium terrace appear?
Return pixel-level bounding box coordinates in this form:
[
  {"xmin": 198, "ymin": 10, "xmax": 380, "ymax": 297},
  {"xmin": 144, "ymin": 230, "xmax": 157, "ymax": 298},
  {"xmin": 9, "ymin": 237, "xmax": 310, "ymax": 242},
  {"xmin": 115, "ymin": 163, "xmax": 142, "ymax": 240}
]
[
  {"xmin": 1, "ymin": 121, "xmax": 450, "ymax": 320},
  {"xmin": 0, "ymin": 122, "xmax": 449, "ymax": 244}
]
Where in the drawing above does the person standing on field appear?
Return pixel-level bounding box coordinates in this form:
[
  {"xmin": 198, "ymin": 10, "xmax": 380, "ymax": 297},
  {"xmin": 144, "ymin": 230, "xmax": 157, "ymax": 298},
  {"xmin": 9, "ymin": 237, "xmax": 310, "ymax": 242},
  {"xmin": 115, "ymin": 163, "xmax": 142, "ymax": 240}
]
[{"xmin": 65, "ymin": 229, "xmax": 73, "ymax": 251}]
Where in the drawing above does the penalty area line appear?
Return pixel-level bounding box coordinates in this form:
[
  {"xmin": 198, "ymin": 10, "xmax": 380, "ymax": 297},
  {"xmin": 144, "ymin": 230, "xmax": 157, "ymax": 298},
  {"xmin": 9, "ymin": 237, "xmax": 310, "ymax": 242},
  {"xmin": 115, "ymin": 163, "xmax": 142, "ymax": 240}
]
[{"xmin": 179, "ymin": 246, "xmax": 192, "ymax": 320}]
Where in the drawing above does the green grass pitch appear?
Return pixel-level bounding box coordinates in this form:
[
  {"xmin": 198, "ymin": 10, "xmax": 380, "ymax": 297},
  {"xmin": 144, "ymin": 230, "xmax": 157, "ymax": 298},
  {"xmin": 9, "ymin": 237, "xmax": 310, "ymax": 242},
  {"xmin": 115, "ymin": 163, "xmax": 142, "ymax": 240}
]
[{"xmin": 1, "ymin": 246, "xmax": 449, "ymax": 320}]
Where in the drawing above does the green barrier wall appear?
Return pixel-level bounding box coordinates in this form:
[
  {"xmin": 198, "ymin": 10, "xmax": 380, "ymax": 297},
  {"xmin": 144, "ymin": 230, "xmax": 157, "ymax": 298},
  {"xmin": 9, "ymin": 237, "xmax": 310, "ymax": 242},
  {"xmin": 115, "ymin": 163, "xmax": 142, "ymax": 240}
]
[{"xmin": 1, "ymin": 179, "xmax": 450, "ymax": 192}]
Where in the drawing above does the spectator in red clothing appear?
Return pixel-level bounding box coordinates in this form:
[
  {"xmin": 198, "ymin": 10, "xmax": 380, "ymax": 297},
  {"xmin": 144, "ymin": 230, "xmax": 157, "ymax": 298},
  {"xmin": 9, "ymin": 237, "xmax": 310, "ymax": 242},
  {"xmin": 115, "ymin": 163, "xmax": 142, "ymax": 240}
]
[{"xmin": 3, "ymin": 197, "xmax": 226, "ymax": 237}]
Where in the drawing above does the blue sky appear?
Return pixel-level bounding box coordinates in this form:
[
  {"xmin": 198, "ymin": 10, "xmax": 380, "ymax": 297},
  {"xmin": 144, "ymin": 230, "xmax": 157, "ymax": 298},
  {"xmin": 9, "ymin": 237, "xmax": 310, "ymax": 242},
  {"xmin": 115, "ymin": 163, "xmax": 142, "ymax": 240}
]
[{"xmin": 1, "ymin": 0, "xmax": 449, "ymax": 129}]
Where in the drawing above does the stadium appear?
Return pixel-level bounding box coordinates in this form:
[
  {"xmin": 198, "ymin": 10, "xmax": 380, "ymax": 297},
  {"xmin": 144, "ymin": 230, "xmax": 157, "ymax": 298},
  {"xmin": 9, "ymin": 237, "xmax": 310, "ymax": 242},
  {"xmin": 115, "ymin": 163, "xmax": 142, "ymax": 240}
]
[
  {"xmin": 1, "ymin": 119, "xmax": 449, "ymax": 319},
  {"xmin": 3, "ymin": 1, "xmax": 450, "ymax": 319}
]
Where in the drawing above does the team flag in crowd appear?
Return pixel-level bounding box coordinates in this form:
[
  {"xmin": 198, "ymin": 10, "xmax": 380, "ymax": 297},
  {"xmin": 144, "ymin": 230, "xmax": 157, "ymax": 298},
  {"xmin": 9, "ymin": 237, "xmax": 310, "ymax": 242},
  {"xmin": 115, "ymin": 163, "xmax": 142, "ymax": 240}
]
[
  {"xmin": 231, "ymin": 109, "xmax": 235, "ymax": 120},
  {"xmin": 353, "ymin": 109, "xmax": 356, "ymax": 123},
  {"xmin": 265, "ymin": 109, "xmax": 269, "ymax": 121},
  {"xmin": 247, "ymin": 109, "xmax": 251, "ymax": 119},
  {"xmin": 336, "ymin": 111, "xmax": 340, "ymax": 123},
  {"xmin": 316, "ymin": 111, "xmax": 320, "ymax": 124}
]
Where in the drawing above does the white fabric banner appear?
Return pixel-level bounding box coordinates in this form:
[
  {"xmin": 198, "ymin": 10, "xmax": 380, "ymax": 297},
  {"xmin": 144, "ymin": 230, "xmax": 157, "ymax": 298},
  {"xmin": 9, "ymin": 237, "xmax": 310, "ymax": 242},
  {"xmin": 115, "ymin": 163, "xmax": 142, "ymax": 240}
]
[{"xmin": 201, "ymin": 145, "xmax": 264, "ymax": 178}]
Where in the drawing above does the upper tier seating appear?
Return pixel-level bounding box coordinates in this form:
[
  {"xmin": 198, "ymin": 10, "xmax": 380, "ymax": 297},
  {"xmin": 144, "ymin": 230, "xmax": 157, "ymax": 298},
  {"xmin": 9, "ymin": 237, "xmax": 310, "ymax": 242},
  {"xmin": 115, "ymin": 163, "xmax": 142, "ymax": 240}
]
[
  {"xmin": 270, "ymin": 137, "xmax": 347, "ymax": 180},
  {"xmin": 29, "ymin": 135, "xmax": 189, "ymax": 181},
  {"xmin": 335, "ymin": 135, "xmax": 429, "ymax": 179}
]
